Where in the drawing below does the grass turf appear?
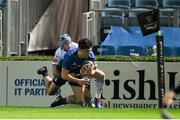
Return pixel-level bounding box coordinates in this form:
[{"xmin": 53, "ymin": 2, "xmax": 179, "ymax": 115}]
[{"xmin": 0, "ymin": 106, "xmax": 179, "ymax": 119}]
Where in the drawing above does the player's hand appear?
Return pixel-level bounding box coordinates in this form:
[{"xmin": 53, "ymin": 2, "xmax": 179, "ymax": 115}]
[
  {"xmin": 163, "ymin": 91, "xmax": 176, "ymax": 105},
  {"xmin": 78, "ymin": 78, "xmax": 90, "ymax": 86}
]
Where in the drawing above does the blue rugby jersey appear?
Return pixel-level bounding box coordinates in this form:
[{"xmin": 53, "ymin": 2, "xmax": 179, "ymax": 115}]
[{"xmin": 62, "ymin": 48, "xmax": 95, "ymax": 74}]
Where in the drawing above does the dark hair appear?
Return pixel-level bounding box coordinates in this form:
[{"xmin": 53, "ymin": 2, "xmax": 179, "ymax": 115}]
[{"xmin": 78, "ymin": 38, "xmax": 92, "ymax": 49}]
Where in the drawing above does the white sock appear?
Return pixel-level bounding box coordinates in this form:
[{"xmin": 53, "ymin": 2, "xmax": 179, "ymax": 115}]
[{"xmin": 95, "ymin": 79, "xmax": 104, "ymax": 99}]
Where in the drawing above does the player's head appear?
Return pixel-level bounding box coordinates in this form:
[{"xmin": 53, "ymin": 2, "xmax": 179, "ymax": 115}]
[
  {"xmin": 58, "ymin": 33, "xmax": 72, "ymax": 51},
  {"xmin": 78, "ymin": 38, "xmax": 93, "ymax": 58}
]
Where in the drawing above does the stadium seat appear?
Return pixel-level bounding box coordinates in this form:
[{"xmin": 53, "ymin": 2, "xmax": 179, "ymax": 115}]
[
  {"xmin": 164, "ymin": 47, "xmax": 174, "ymax": 56},
  {"xmin": 159, "ymin": 12, "xmax": 174, "ymax": 27},
  {"xmin": 99, "ymin": 45, "xmax": 116, "ymax": 55},
  {"xmin": 107, "ymin": 0, "xmax": 131, "ymax": 9},
  {"xmin": 135, "ymin": 0, "xmax": 158, "ymax": 8},
  {"xmin": 163, "ymin": 0, "xmax": 180, "ymax": 8},
  {"xmin": 157, "ymin": 0, "xmax": 163, "ymax": 7},
  {"xmin": 130, "ymin": 0, "xmax": 135, "ymax": 7},
  {"xmin": 100, "ymin": 15, "xmax": 124, "ymax": 28},
  {"xmin": 92, "ymin": 45, "xmax": 101, "ymax": 55},
  {"xmin": 117, "ymin": 46, "xmax": 149, "ymax": 56},
  {"xmin": 0, "ymin": 0, "xmax": 5, "ymax": 5},
  {"xmin": 128, "ymin": 8, "xmax": 151, "ymax": 26},
  {"xmin": 99, "ymin": 8, "xmax": 128, "ymax": 28},
  {"xmin": 161, "ymin": 0, "xmax": 180, "ymax": 27},
  {"xmin": 174, "ymin": 47, "xmax": 180, "ymax": 56}
]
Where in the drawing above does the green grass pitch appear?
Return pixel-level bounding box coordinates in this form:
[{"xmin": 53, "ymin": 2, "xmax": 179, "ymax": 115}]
[{"xmin": 0, "ymin": 106, "xmax": 179, "ymax": 119}]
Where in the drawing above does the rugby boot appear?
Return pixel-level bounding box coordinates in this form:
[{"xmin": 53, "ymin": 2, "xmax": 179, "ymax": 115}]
[
  {"xmin": 37, "ymin": 66, "xmax": 48, "ymax": 77},
  {"xmin": 50, "ymin": 95, "xmax": 67, "ymax": 107}
]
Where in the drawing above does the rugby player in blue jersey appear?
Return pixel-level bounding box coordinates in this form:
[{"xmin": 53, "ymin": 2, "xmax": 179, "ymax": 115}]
[
  {"xmin": 60, "ymin": 38, "xmax": 105, "ymax": 108},
  {"xmin": 37, "ymin": 34, "xmax": 91, "ymax": 107}
]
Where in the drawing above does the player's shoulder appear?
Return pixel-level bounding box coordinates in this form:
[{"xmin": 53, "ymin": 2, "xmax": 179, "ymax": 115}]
[
  {"xmin": 55, "ymin": 47, "xmax": 66, "ymax": 56},
  {"xmin": 66, "ymin": 48, "xmax": 78, "ymax": 56},
  {"xmin": 71, "ymin": 42, "xmax": 78, "ymax": 48}
]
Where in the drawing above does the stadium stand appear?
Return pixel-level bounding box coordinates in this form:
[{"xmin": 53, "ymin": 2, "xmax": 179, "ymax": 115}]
[
  {"xmin": 135, "ymin": 0, "xmax": 158, "ymax": 8},
  {"xmin": 163, "ymin": 0, "xmax": 180, "ymax": 8},
  {"xmin": 117, "ymin": 46, "xmax": 149, "ymax": 56},
  {"xmin": 100, "ymin": 26, "xmax": 128, "ymax": 55},
  {"xmin": 100, "ymin": 10, "xmax": 125, "ymax": 28},
  {"xmin": 160, "ymin": 0, "xmax": 180, "ymax": 27},
  {"xmin": 99, "ymin": 45, "xmax": 116, "ymax": 55},
  {"xmin": 87, "ymin": 0, "xmax": 180, "ymax": 56},
  {"xmin": 157, "ymin": 0, "xmax": 162, "ymax": 7},
  {"xmin": 159, "ymin": 9, "xmax": 174, "ymax": 27},
  {"xmin": 0, "ymin": 0, "xmax": 5, "ymax": 5},
  {"xmin": 128, "ymin": 8, "xmax": 151, "ymax": 26},
  {"xmin": 99, "ymin": 26, "xmax": 180, "ymax": 56},
  {"xmin": 164, "ymin": 47, "xmax": 174, "ymax": 56},
  {"xmin": 106, "ymin": 0, "xmax": 132, "ymax": 9},
  {"xmin": 175, "ymin": 47, "xmax": 180, "ymax": 56},
  {"xmin": 99, "ymin": 7, "xmax": 127, "ymax": 43}
]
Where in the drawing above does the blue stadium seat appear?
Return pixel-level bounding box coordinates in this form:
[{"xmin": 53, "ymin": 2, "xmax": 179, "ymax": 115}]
[
  {"xmin": 117, "ymin": 46, "xmax": 149, "ymax": 56},
  {"xmin": 130, "ymin": 0, "xmax": 135, "ymax": 7},
  {"xmin": 164, "ymin": 47, "xmax": 174, "ymax": 56},
  {"xmin": 135, "ymin": 0, "xmax": 158, "ymax": 8},
  {"xmin": 174, "ymin": 47, "xmax": 180, "ymax": 56},
  {"xmin": 100, "ymin": 27, "xmax": 111, "ymax": 43},
  {"xmin": 99, "ymin": 45, "xmax": 116, "ymax": 55},
  {"xmin": 0, "ymin": 0, "xmax": 5, "ymax": 5},
  {"xmin": 107, "ymin": 0, "xmax": 131, "ymax": 8},
  {"xmin": 101, "ymin": 15, "xmax": 124, "ymax": 27},
  {"xmin": 163, "ymin": 0, "xmax": 180, "ymax": 8},
  {"xmin": 157, "ymin": 0, "xmax": 163, "ymax": 7}
]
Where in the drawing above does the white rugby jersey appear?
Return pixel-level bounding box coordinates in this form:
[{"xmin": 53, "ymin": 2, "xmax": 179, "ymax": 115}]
[{"xmin": 52, "ymin": 42, "xmax": 78, "ymax": 66}]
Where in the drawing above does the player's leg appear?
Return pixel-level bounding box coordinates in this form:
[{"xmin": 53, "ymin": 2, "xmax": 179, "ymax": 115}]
[
  {"xmin": 50, "ymin": 84, "xmax": 85, "ymax": 107},
  {"xmin": 66, "ymin": 85, "xmax": 85, "ymax": 106},
  {"xmin": 37, "ymin": 66, "xmax": 53, "ymax": 92},
  {"xmin": 48, "ymin": 75, "xmax": 66, "ymax": 95},
  {"xmin": 90, "ymin": 68, "xmax": 105, "ymax": 108},
  {"xmin": 37, "ymin": 66, "xmax": 65, "ymax": 95},
  {"xmin": 84, "ymin": 85, "xmax": 91, "ymax": 107}
]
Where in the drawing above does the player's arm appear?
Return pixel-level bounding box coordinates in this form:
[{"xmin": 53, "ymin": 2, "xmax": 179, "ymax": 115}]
[{"xmin": 61, "ymin": 68, "xmax": 89, "ymax": 86}]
